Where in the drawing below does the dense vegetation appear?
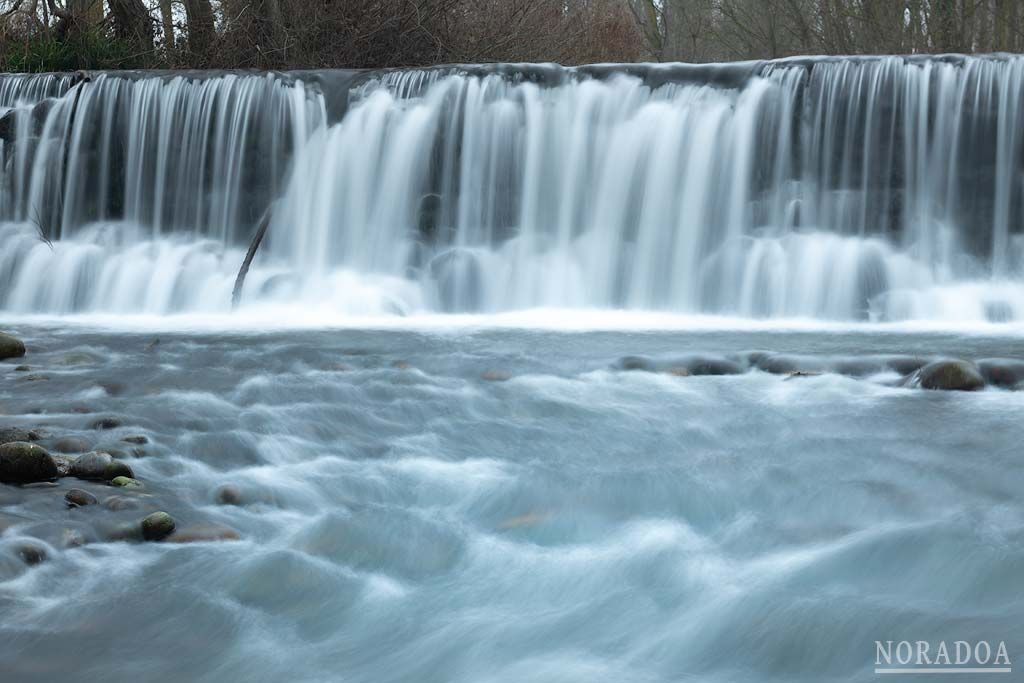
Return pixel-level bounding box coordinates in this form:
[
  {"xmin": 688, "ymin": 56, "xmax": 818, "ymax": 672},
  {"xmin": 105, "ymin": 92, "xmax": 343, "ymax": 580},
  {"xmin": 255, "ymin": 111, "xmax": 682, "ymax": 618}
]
[{"xmin": 1, "ymin": 0, "xmax": 1022, "ymax": 72}]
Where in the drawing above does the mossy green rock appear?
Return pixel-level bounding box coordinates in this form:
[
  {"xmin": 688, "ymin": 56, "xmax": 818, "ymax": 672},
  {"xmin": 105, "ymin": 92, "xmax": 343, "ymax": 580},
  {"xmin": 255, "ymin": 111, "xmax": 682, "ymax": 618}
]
[
  {"xmin": 0, "ymin": 442, "xmax": 58, "ymax": 484},
  {"xmin": 0, "ymin": 333, "xmax": 26, "ymax": 361},
  {"xmin": 111, "ymin": 476, "xmax": 142, "ymax": 489},
  {"xmin": 141, "ymin": 512, "xmax": 175, "ymax": 541}
]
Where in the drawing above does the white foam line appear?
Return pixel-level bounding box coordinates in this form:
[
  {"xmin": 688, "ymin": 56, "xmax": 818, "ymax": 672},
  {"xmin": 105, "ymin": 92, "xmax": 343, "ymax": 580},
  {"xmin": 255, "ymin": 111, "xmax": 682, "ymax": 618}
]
[{"xmin": 4, "ymin": 308, "xmax": 1024, "ymax": 336}]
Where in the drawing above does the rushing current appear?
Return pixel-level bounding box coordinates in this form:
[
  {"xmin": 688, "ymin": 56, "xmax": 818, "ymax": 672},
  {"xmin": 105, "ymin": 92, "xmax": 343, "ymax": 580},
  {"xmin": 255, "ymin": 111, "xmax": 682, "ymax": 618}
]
[{"xmin": 1, "ymin": 56, "xmax": 1024, "ymax": 321}]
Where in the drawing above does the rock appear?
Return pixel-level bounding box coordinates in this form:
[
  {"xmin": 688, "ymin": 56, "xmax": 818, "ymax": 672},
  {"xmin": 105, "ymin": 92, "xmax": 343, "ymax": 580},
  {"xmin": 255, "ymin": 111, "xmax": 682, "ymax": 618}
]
[
  {"xmin": 141, "ymin": 512, "xmax": 175, "ymax": 541},
  {"xmin": 615, "ymin": 356, "xmax": 654, "ymax": 372},
  {"xmin": 52, "ymin": 437, "xmax": 90, "ymax": 453},
  {"xmin": 13, "ymin": 365, "xmax": 29, "ymax": 372},
  {"xmin": 16, "ymin": 542, "xmax": 46, "ymax": 566},
  {"xmin": 52, "ymin": 455, "xmax": 73, "ymax": 477},
  {"xmin": 104, "ymin": 496, "xmax": 140, "ymax": 511},
  {"xmin": 0, "ymin": 427, "xmax": 44, "ymax": 444},
  {"xmin": 70, "ymin": 452, "xmax": 133, "ymax": 481},
  {"xmin": 0, "ymin": 333, "xmax": 26, "ymax": 361},
  {"xmin": 887, "ymin": 356, "xmax": 928, "ymax": 375},
  {"xmin": 784, "ymin": 370, "xmax": 823, "ymax": 380},
  {"xmin": 54, "ymin": 352, "xmax": 98, "ymax": 367},
  {"xmin": 481, "ymin": 370, "xmax": 511, "ymax": 382},
  {"xmin": 685, "ymin": 357, "xmax": 743, "ymax": 376},
  {"xmin": 0, "ymin": 442, "xmax": 58, "ymax": 484},
  {"xmin": 105, "ymin": 522, "xmax": 142, "ymax": 542},
  {"xmin": 111, "ymin": 476, "xmax": 142, "ymax": 489},
  {"xmin": 90, "ymin": 417, "xmax": 123, "ymax": 430},
  {"xmin": 121, "ymin": 435, "xmax": 148, "ymax": 445},
  {"xmin": 167, "ymin": 524, "xmax": 240, "ymax": 543},
  {"xmin": 65, "ymin": 489, "xmax": 98, "ymax": 508},
  {"xmin": 214, "ymin": 485, "xmax": 244, "ymax": 506},
  {"xmin": 977, "ymin": 359, "xmax": 1024, "ymax": 389},
  {"xmin": 757, "ymin": 355, "xmax": 812, "ymax": 375},
  {"xmin": 913, "ymin": 360, "xmax": 985, "ymax": 391},
  {"xmin": 22, "ymin": 374, "xmax": 49, "ymax": 382},
  {"xmin": 665, "ymin": 366, "xmax": 691, "ymax": 377},
  {"xmin": 62, "ymin": 529, "xmax": 87, "ymax": 548},
  {"xmin": 832, "ymin": 358, "xmax": 884, "ymax": 377}
]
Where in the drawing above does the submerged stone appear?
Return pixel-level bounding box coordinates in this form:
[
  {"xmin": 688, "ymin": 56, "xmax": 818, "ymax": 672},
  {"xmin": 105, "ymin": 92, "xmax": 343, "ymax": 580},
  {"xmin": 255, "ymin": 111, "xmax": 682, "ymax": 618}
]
[
  {"xmin": 111, "ymin": 476, "xmax": 143, "ymax": 489},
  {"xmin": 65, "ymin": 488, "xmax": 98, "ymax": 508},
  {"xmin": 914, "ymin": 360, "xmax": 985, "ymax": 391},
  {"xmin": 0, "ymin": 333, "xmax": 26, "ymax": 361},
  {"xmin": 0, "ymin": 442, "xmax": 58, "ymax": 484},
  {"xmin": 70, "ymin": 451, "xmax": 134, "ymax": 481}
]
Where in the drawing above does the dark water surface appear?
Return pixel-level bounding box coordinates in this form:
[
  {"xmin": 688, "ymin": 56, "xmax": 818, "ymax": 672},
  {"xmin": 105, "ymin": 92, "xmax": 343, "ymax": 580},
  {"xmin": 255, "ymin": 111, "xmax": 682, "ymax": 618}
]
[{"xmin": 1, "ymin": 321, "xmax": 1022, "ymax": 682}]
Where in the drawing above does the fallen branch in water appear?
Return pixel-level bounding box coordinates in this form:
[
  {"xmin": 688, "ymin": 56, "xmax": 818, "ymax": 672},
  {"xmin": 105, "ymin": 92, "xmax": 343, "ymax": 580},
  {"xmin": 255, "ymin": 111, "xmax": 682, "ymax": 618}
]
[{"xmin": 232, "ymin": 206, "xmax": 273, "ymax": 310}]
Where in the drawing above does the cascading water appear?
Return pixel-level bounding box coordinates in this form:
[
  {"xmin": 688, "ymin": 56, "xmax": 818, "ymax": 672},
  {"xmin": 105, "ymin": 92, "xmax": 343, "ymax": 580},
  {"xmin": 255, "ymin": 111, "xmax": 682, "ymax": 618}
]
[{"xmin": 1, "ymin": 56, "xmax": 1024, "ymax": 320}]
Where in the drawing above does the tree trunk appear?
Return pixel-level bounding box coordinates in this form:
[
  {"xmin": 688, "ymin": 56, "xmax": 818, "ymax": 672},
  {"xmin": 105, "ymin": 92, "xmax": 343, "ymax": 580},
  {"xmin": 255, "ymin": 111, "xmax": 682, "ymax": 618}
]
[
  {"xmin": 160, "ymin": 0, "xmax": 175, "ymax": 50},
  {"xmin": 183, "ymin": 0, "xmax": 217, "ymax": 58},
  {"xmin": 108, "ymin": 0, "xmax": 154, "ymax": 52}
]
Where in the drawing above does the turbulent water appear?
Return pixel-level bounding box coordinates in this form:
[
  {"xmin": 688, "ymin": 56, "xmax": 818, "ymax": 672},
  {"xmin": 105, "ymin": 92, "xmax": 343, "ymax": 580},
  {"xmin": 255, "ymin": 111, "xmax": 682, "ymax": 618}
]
[
  {"xmin": 2, "ymin": 56, "xmax": 1024, "ymax": 320},
  {"xmin": 2, "ymin": 56, "xmax": 1024, "ymax": 681},
  {"xmin": 0, "ymin": 322, "xmax": 1022, "ymax": 682}
]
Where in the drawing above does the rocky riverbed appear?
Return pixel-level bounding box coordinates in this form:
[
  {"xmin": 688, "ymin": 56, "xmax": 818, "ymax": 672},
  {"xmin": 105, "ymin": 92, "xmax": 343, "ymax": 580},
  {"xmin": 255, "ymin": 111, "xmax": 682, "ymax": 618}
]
[{"xmin": 1, "ymin": 321, "xmax": 1023, "ymax": 682}]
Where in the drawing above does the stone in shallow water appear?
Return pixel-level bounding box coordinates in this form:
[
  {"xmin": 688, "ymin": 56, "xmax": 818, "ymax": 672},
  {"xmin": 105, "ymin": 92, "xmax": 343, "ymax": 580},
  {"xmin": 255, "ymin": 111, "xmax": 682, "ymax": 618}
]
[
  {"xmin": 615, "ymin": 356, "xmax": 654, "ymax": 371},
  {"xmin": 70, "ymin": 451, "xmax": 134, "ymax": 481},
  {"xmin": 0, "ymin": 442, "xmax": 58, "ymax": 484},
  {"xmin": 16, "ymin": 542, "xmax": 46, "ymax": 566},
  {"xmin": 65, "ymin": 488, "xmax": 98, "ymax": 508},
  {"xmin": 141, "ymin": 512, "xmax": 175, "ymax": 541},
  {"xmin": 167, "ymin": 524, "xmax": 240, "ymax": 543},
  {"xmin": 104, "ymin": 495, "xmax": 140, "ymax": 511},
  {"xmin": 913, "ymin": 360, "xmax": 985, "ymax": 391},
  {"xmin": 0, "ymin": 333, "xmax": 26, "ymax": 361},
  {"xmin": 977, "ymin": 359, "xmax": 1024, "ymax": 389},
  {"xmin": 0, "ymin": 427, "xmax": 44, "ymax": 444},
  {"xmin": 121, "ymin": 435, "xmax": 149, "ymax": 445},
  {"xmin": 52, "ymin": 437, "xmax": 90, "ymax": 453},
  {"xmin": 214, "ymin": 484, "xmax": 244, "ymax": 506},
  {"xmin": 90, "ymin": 417, "xmax": 123, "ymax": 430},
  {"xmin": 111, "ymin": 476, "xmax": 143, "ymax": 489}
]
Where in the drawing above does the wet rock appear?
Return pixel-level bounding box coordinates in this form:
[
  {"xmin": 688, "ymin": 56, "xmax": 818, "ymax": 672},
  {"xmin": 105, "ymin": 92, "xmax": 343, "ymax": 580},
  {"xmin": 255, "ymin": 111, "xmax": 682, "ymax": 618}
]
[
  {"xmin": 111, "ymin": 476, "xmax": 142, "ymax": 489},
  {"xmin": 52, "ymin": 455, "xmax": 74, "ymax": 477},
  {"xmin": 784, "ymin": 371, "xmax": 823, "ymax": 380},
  {"xmin": 98, "ymin": 382, "xmax": 125, "ymax": 397},
  {"xmin": 685, "ymin": 357, "xmax": 743, "ymax": 376},
  {"xmin": 887, "ymin": 356, "xmax": 928, "ymax": 375},
  {"xmin": 141, "ymin": 512, "xmax": 175, "ymax": 541},
  {"xmin": 756, "ymin": 355, "xmax": 816, "ymax": 375},
  {"xmin": 0, "ymin": 442, "xmax": 58, "ymax": 484},
  {"xmin": 65, "ymin": 489, "xmax": 98, "ymax": 508},
  {"xmin": 90, "ymin": 417, "xmax": 123, "ymax": 430},
  {"xmin": 0, "ymin": 427, "xmax": 44, "ymax": 444},
  {"xmin": 55, "ymin": 352, "xmax": 98, "ymax": 367},
  {"xmin": 104, "ymin": 495, "xmax": 140, "ymax": 511},
  {"xmin": 16, "ymin": 542, "xmax": 46, "ymax": 566},
  {"xmin": 977, "ymin": 359, "xmax": 1024, "ymax": 389},
  {"xmin": 214, "ymin": 484, "xmax": 244, "ymax": 506},
  {"xmin": 52, "ymin": 437, "xmax": 90, "ymax": 453},
  {"xmin": 121, "ymin": 435, "xmax": 149, "ymax": 445},
  {"xmin": 22, "ymin": 374, "xmax": 49, "ymax": 382},
  {"xmin": 70, "ymin": 452, "xmax": 133, "ymax": 481},
  {"xmin": 105, "ymin": 522, "xmax": 142, "ymax": 542},
  {"xmin": 831, "ymin": 358, "xmax": 884, "ymax": 377},
  {"xmin": 665, "ymin": 366, "xmax": 691, "ymax": 377},
  {"xmin": 13, "ymin": 365, "xmax": 29, "ymax": 372},
  {"xmin": 167, "ymin": 524, "xmax": 240, "ymax": 543},
  {"xmin": 912, "ymin": 360, "xmax": 985, "ymax": 391},
  {"xmin": 62, "ymin": 529, "xmax": 87, "ymax": 548},
  {"xmin": 481, "ymin": 370, "xmax": 512, "ymax": 382},
  {"xmin": 0, "ymin": 333, "xmax": 26, "ymax": 361},
  {"xmin": 615, "ymin": 356, "xmax": 654, "ymax": 372}
]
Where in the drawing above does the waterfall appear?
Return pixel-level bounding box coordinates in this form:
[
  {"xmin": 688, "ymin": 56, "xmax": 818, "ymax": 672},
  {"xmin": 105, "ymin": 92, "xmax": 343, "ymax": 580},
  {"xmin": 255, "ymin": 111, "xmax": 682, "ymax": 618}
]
[{"xmin": 1, "ymin": 56, "xmax": 1024, "ymax": 320}]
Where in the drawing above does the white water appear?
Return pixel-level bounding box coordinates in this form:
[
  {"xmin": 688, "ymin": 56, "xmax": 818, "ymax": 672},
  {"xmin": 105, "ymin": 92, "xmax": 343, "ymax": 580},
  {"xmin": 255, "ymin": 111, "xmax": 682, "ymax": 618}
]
[{"xmin": 2, "ymin": 57, "xmax": 1024, "ymax": 321}]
